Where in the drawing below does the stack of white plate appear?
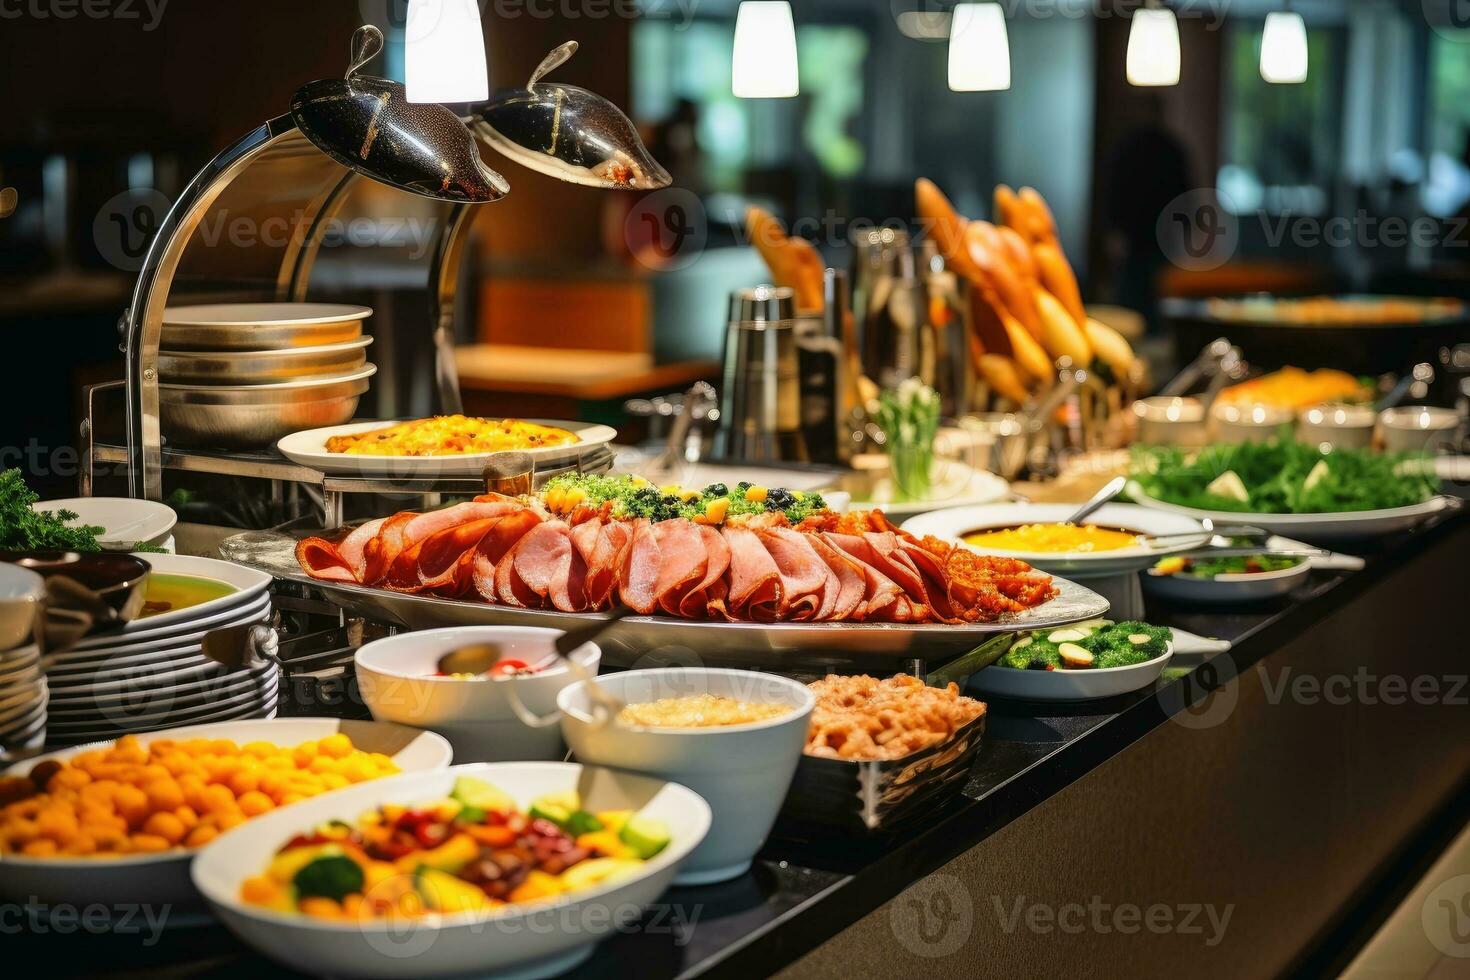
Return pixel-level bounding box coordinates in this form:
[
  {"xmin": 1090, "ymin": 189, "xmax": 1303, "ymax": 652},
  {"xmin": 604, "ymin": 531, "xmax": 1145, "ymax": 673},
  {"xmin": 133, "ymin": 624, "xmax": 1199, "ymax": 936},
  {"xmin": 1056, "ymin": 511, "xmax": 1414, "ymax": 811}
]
[
  {"xmin": 45, "ymin": 555, "xmax": 278, "ymax": 745},
  {"xmin": 0, "ymin": 564, "xmax": 46, "ymax": 750}
]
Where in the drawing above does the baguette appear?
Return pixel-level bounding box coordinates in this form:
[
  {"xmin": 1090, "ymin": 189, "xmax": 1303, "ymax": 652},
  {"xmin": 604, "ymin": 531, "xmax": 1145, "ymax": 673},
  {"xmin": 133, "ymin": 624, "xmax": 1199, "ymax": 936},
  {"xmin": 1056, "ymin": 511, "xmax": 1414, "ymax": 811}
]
[
  {"xmin": 1084, "ymin": 318, "xmax": 1136, "ymax": 381},
  {"xmin": 1032, "ymin": 241, "xmax": 1087, "ymax": 327},
  {"xmin": 1034, "ymin": 288, "xmax": 1093, "ymax": 365},
  {"xmin": 916, "ymin": 178, "xmax": 985, "ymax": 283},
  {"xmin": 966, "ymin": 221, "xmax": 1040, "ymax": 337},
  {"xmin": 746, "ymin": 206, "xmax": 826, "ymax": 313}
]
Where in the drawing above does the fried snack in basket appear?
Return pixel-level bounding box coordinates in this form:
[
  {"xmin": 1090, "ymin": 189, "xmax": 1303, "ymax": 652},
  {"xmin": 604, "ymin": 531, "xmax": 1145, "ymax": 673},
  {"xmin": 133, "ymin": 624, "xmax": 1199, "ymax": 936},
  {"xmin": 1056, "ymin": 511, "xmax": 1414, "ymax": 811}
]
[
  {"xmin": 805, "ymin": 674, "xmax": 986, "ymax": 762},
  {"xmin": 746, "ymin": 206, "xmax": 825, "ymax": 313}
]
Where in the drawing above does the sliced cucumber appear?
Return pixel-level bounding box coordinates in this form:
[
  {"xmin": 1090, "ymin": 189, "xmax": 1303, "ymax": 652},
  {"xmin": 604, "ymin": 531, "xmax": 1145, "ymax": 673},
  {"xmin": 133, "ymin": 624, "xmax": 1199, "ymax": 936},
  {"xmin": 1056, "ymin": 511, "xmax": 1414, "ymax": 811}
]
[
  {"xmin": 618, "ymin": 814, "xmax": 671, "ymax": 859},
  {"xmin": 450, "ymin": 775, "xmax": 515, "ymax": 815}
]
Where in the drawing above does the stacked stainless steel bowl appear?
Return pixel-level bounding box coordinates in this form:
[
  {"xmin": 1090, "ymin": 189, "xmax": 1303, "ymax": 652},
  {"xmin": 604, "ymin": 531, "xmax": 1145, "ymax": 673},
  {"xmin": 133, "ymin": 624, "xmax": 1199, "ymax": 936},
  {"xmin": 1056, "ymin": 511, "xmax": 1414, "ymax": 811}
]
[{"xmin": 158, "ymin": 303, "xmax": 377, "ymax": 448}]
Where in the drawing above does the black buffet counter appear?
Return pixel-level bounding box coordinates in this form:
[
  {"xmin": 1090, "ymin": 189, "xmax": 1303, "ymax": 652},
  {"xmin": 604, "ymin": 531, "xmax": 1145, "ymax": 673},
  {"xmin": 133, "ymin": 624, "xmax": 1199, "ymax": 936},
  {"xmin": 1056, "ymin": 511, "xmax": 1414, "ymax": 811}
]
[{"xmin": 14, "ymin": 506, "xmax": 1470, "ymax": 979}]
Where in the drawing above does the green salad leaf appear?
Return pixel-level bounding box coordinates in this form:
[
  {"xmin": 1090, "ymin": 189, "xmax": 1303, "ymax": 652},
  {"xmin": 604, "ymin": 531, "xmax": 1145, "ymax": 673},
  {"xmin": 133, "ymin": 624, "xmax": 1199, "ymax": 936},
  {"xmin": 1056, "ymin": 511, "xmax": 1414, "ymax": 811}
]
[{"xmin": 1130, "ymin": 439, "xmax": 1436, "ymax": 514}]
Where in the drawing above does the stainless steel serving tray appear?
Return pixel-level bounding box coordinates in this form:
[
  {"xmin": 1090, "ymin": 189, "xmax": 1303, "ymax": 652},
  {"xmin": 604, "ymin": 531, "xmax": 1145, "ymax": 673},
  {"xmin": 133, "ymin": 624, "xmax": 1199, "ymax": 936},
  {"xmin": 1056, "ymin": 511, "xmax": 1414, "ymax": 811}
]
[
  {"xmin": 780, "ymin": 711, "xmax": 987, "ymax": 833},
  {"xmin": 221, "ymin": 531, "xmax": 1110, "ymax": 666}
]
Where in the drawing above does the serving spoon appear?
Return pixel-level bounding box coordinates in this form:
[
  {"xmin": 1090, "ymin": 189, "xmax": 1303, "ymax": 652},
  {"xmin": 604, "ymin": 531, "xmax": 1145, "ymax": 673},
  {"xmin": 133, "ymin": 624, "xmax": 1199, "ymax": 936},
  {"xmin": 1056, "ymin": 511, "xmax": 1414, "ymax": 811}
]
[
  {"xmin": 1062, "ymin": 476, "xmax": 1128, "ymax": 526},
  {"xmin": 435, "ymin": 607, "xmax": 632, "ymax": 726}
]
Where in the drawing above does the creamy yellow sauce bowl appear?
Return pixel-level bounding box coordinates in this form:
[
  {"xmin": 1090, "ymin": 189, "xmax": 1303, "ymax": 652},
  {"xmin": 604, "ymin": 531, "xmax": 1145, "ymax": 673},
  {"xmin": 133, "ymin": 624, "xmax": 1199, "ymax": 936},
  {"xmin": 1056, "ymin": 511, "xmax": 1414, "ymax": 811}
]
[{"xmin": 962, "ymin": 522, "xmax": 1141, "ymax": 554}]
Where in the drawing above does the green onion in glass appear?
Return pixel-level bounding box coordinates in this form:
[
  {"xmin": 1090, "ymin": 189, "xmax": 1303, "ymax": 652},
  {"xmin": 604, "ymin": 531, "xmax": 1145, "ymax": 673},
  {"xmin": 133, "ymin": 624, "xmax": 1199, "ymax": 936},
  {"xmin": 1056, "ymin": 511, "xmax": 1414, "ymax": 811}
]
[{"xmin": 876, "ymin": 378, "xmax": 940, "ymax": 503}]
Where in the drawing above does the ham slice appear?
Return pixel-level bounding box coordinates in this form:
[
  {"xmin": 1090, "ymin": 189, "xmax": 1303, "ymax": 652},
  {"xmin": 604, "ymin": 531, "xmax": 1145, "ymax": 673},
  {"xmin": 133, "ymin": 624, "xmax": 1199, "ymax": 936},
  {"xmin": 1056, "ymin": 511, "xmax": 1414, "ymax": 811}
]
[
  {"xmin": 617, "ymin": 521, "xmax": 662, "ymax": 615},
  {"xmin": 295, "ymin": 537, "xmax": 358, "ymax": 583},
  {"xmin": 806, "ymin": 534, "xmax": 865, "ymax": 622},
  {"xmin": 820, "ymin": 531, "xmax": 904, "ymax": 621},
  {"xmin": 721, "ymin": 526, "xmax": 783, "ymax": 621},
  {"xmin": 470, "ymin": 509, "xmax": 544, "ymax": 603},
  {"xmin": 680, "ymin": 526, "xmax": 730, "ymax": 619},
  {"xmin": 756, "ymin": 527, "xmax": 830, "ymax": 621},
  {"xmin": 650, "ymin": 520, "xmax": 710, "ymax": 618}
]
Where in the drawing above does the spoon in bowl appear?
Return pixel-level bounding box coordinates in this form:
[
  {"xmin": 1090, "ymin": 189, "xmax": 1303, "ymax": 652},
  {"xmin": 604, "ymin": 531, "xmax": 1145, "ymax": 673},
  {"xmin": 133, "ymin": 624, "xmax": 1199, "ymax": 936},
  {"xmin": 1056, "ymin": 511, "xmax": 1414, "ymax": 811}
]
[
  {"xmin": 435, "ymin": 608, "xmax": 632, "ymax": 726},
  {"xmin": 1062, "ymin": 476, "xmax": 1128, "ymax": 526}
]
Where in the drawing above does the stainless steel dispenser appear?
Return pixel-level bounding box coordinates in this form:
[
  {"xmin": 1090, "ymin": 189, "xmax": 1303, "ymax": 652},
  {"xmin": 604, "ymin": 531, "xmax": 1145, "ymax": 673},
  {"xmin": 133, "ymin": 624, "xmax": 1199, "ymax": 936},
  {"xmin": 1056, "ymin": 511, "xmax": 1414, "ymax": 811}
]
[{"xmin": 715, "ymin": 285, "xmax": 808, "ymax": 462}]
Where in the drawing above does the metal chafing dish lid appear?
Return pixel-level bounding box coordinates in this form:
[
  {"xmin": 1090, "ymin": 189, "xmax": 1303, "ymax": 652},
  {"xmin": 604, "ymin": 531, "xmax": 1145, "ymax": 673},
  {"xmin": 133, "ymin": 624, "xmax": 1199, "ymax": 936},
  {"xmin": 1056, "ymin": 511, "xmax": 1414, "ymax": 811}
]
[
  {"xmin": 729, "ymin": 285, "xmax": 796, "ymax": 326},
  {"xmin": 289, "ymin": 26, "xmax": 509, "ymax": 204},
  {"xmin": 470, "ymin": 41, "xmax": 671, "ymax": 191}
]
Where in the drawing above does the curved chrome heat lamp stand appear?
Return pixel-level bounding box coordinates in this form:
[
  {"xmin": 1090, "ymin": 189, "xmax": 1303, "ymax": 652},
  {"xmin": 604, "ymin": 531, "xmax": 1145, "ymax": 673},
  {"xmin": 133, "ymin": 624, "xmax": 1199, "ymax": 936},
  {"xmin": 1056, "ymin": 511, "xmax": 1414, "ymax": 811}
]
[{"xmin": 115, "ymin": 26, "xmax": 668, "ymax": 502}]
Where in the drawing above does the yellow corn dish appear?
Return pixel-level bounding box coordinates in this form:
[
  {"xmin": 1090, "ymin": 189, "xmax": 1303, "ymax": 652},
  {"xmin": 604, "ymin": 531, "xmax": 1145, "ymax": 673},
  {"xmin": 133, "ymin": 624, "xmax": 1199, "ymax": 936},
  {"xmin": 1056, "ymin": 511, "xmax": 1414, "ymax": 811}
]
[
  {"xmin": 964, "ymin": 523, "xmax": 1139, "ymax": 554},
  {"xmin": 325, "ymin": 416, "xmax": 577, "ymax": 457}
]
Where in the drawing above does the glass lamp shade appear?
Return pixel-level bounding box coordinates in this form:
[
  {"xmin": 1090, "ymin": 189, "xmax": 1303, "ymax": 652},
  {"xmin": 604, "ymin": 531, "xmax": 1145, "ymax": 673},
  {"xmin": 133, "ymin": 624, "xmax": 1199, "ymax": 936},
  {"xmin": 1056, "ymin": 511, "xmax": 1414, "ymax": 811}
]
[
  {"xmin": 1126, "ymin": 7, "xmax": 1181, "ymax": 87},
  {"xmin": 732, "ymin": 1, "xmax": 799, "ymax": 98},
  {"xmin": 406, "ymin": 0, "xmax": 490, "ymax": 104},
  {"xmin": 948, "ymin": 3, "xmax": 1011, "ymax": 92},
  {"xmin": 1260, "ymin": 11, "xmax": 1308, "ymax": 84}
]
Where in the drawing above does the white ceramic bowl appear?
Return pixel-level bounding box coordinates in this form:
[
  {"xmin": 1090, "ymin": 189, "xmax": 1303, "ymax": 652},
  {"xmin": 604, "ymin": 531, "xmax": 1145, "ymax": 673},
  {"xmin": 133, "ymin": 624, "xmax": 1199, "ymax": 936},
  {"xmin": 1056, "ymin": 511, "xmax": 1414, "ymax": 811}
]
[
  {"xmin": 126, "ymin": 553, "xmax": 272, "ymax": 631},
  {"xmin": 192, "ymin": 762, "xmax": 710, "ymax": 980},
  {"xmin": 1143, "ymin": 560, "xmax": 1310, "ymax": 604},
  {"xmin": 968, "ymin": 643, "xmax": 1174, "ymax": 701},
  {"xmin": 1378, "ymin": 406, "xmax": 1464, "ymax": 454},
  {"xmin": 63, "ymin": 589, "xmax": 272, "ymax": 654},
  {"xmin": 902, "ymin": 502, "xmax": 1210, "ymax": 577},
  {"xmin": 558, "ymin": 668, "xmax": 814, "ymax": 885},
  {"xmin": 356, "ymin": 626, "xmax": 601, "ymax": 763},
  {"xmin": 32, "ymin": 497, "xmax": 177, "ymax": 551},
  {"xmin": 0, "ymin": 563, "xmax": 44, "ymax": 652},
  {"xmin": 1210, "ymin": 402, "xmax": 1295, "ymax": 444},
  {"xmin": 0, "ymin": 718, "xmax": 452, "ymax": 908}
]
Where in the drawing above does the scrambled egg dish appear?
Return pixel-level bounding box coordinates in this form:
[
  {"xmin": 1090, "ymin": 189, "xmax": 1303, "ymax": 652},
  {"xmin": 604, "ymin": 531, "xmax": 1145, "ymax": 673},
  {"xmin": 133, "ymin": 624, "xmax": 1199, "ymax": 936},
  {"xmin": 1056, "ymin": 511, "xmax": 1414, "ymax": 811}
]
[{"xmin": 325, "ymin": 416, "xmax": 578, "ymax": 457}]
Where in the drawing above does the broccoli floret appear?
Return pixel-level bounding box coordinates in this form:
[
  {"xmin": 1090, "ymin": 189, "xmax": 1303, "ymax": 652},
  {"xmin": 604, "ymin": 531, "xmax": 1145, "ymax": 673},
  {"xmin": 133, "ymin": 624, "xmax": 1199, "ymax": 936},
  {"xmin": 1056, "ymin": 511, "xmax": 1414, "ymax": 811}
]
[
  {"xmin": 1000, "ymin": 634, "xmax": 1060, "ymax": 670},
  {"xmin": 1084, "ymin": 621, "xmax": 1171, "ymax": 667}
]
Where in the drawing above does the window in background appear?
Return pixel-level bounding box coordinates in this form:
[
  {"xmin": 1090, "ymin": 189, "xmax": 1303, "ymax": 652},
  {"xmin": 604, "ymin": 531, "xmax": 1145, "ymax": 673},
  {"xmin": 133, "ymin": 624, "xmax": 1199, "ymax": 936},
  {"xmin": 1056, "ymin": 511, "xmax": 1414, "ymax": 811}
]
[
  {"xmin": 1422, "ymin": 28, "xmax": 1470, "ymax": 217},
  {"xmin": 1217, "ymin": 21, "xmax": 1342, "ymax": 215}
]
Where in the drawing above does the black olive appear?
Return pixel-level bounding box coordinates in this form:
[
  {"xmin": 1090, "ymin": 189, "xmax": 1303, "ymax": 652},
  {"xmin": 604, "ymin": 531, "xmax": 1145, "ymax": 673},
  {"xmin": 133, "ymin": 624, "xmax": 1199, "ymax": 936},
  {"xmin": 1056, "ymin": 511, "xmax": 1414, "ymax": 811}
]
[
  {"xmin": 735, "ymin": 481, "xmax": 751, "ymax": 491},
  {"xmin": 1027, "ymin": 657, "xmax": 1051, "ymax": 671},
  {"xmin": 703, "ymin": 483, "xmax": 728, "ymax": 497},
  {"xmin": 767, "ymin": 488, "xmax": 796, "ymax": 509}
]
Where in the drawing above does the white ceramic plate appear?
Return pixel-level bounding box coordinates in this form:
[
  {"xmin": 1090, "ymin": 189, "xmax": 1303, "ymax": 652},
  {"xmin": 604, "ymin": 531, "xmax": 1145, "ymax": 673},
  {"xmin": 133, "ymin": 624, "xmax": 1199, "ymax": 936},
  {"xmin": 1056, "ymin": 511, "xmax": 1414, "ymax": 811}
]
[
  {"xmin": 1129, "ymin": 487, "xmax": 1455, "ymax": 546},
  {"xmin": 46, "ymin": 688, "xmax": 281, "ymax": 741},
  {"xmin": 64, "ymin": 590, "xmax": 271, "ymax": 653},
  {"xmin": 967, "ymin": 643, "xmax": 1174, "ymax": 702},
  {"xmin": 192, "ymin": 762, "xmax": 709, "ymax": 980},
  {"xmin": 1143, "ymin": 560, "xmax": 1311, "ymax": 605},
  {"xmin": 122, "ymin": 553, "xmax": 271, "ymax": 631},
  {"xmin": 163, "ymin": 303, "xmax": 373, "ymax": 327},
  {"xmin": 0, "ymin": 719, "xmax": 453, "ymax": 908},
  {"xmin": 902, "ymin": 503, "xmax": 1210, "ymax": 576},
  {"xmin": 47, "ymin": 660, "xmax": 275, "ymax": 711},
  {"xmin": 277, "ymin": 418, "xmax": 619, "ymax": 477},
  {"xmin": 46, "ymin": 677, "xmax": 274, "ymax": 732},
  {"xmin": 32, "ymin": 498, "xmax": 177, "ymax": 551},
  {"xmin": 849, "ymin": 461, "xmax": 1012, "ymax": 521}
]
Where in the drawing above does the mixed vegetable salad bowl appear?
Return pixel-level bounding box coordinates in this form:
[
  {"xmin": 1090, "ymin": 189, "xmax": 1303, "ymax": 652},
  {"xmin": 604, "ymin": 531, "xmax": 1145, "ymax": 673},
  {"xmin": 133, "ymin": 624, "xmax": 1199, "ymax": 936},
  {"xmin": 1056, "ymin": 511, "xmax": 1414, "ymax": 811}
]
[{"xmin": 191, "ymin": 762, "xmax": 710, "ymax": 980}]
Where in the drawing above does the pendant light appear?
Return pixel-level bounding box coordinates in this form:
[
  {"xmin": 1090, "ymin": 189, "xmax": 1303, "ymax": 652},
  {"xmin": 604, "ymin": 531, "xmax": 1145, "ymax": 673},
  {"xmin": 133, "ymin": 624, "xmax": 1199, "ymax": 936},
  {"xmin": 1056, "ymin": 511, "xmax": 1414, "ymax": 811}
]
[
  {"xmin": 1126, "ymin": 2, "xmax": 1181, "ymax": 87},
  {"xmin": 948, "ymin": 3, "xmax": 1011, "ymax": 92},
  {"xmin": 732, "ymin": 1, "xmax": 799, "ymax": 98},
  {"xmin": 406, "ymin": 0, "xmax": 490, "ymax": 104},
  {"xmin": 1260, "ymin": 9, "xmax": 1308, "ymax": 84}
]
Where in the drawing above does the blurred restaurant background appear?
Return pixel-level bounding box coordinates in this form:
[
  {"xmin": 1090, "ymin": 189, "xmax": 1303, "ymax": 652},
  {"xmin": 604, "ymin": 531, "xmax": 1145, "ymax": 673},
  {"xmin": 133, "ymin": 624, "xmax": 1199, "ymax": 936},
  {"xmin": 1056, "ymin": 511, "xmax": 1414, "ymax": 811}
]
[{"xmin": 3, "ymin": 0, "xmax": 1469, "ymax": 498}]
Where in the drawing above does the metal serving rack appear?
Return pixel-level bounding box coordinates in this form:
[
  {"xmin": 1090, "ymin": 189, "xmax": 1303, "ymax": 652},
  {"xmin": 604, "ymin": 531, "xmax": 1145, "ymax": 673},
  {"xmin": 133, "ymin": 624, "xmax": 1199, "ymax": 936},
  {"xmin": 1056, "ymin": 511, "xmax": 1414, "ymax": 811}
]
[{"xmin": 81, "ymin": 26, "xmax": 650, "ymax": 530}]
